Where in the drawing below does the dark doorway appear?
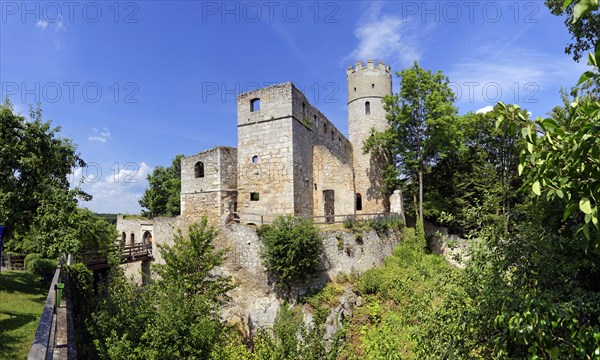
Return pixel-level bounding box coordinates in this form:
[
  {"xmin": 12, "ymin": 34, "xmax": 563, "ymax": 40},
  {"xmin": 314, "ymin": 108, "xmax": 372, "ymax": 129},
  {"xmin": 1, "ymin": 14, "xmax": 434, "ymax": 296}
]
[{"xmin": 323, "ymin": 190, "xmax": 335, "ymax": 223}]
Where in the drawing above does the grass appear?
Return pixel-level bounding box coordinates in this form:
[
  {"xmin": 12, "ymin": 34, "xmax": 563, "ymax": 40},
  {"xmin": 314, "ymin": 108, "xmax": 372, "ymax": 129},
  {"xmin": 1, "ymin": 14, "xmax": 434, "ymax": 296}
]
[{"xmin": 0, "ymin": 271, "xmax": 48, "ymax": 360}]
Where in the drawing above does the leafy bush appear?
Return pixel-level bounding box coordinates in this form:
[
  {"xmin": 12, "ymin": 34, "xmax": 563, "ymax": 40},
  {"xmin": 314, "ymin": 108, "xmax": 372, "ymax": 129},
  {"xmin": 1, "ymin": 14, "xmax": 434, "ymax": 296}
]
[
  {"xmin": 66, "ymin": 263, "xmax": 96, "ymax": 359},
  {"xmin": 26, "ymin": 258, "xmax": 58, "ymax": 278},
  {"xmin": 23, "ymin": 253, "xmax": 41, "ymax": 268},
  {"xmin": 259, "ymin": 215, "xmax": 323, "ymax": 289},
  {"xmin": 358, "ymin": 268, "xmax": 385, "ymax": 295}
]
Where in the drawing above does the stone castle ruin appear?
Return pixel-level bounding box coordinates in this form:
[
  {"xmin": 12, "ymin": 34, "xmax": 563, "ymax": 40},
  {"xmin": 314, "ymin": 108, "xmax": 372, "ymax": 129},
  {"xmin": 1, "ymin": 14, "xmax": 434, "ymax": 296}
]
[
  {"xmin": 118, "ymin": 59, "xmax": 399, "ymax": 244},
  {"xmin": 116, "ymin": 60, "xmax": 409, "ymax": 325}
]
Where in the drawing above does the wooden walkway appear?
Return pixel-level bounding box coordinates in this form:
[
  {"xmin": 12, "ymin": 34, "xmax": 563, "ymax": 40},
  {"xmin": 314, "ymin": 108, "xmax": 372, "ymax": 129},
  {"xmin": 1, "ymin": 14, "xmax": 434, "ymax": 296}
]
[{"xmin": 80, "ymin": 242, "xmax": 153, "ymax": 270}]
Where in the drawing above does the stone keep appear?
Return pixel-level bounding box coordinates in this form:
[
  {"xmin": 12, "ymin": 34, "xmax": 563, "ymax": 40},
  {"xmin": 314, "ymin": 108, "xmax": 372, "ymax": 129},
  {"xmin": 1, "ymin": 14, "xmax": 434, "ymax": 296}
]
[{"xmin": 347, "ymin": 60, "xmax": 393, "ymax": 213}]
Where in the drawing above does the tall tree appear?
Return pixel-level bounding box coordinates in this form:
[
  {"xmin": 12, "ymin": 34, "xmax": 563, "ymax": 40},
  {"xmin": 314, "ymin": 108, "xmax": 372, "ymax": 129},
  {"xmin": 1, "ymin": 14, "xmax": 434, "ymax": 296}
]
[
  {"xmin": 365, "ymin": 62, "xmax": 457, "ymax": 222},
  {"xmin": 0, "ymin": 100, "xmax": 91, "ymax": 255},
  {"xmin": 138, "ymin": 154, "xmax": 183, "ymax": 218}
]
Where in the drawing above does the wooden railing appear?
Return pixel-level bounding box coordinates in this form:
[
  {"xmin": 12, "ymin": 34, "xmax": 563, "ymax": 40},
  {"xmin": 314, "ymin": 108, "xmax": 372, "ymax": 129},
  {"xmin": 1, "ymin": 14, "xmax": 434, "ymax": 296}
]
[
  {"xmin": 78, "ymin": 242, "xmax": 153, "ymax": 270},
  {"xmin": 231, "ymin": 212, "xmax": 395, "ymax": 225}
]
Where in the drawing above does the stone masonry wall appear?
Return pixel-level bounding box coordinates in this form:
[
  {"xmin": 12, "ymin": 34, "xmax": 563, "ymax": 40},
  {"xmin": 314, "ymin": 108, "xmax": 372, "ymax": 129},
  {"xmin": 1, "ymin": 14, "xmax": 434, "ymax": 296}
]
[
  {"xmin": 116, "ymin": 215, "xmax": 153, "ymax": 246},
  {"xmin": 289, "ymin": 85, "xmax": 354, "ymax": 217},
  {"xmin": 237, "ymin": 84, "xmax": 295, "ymax": 219},
  {"xmin": 180, "ymin": 147, "xmax": 237, "ymax": 226},
  {"xmin": 347, "ymin": 60, "xmax": 393, "ymax": 213},
  {"xmin": 215, "ymin": 223, "xmax": 400, "ymax": 332}
]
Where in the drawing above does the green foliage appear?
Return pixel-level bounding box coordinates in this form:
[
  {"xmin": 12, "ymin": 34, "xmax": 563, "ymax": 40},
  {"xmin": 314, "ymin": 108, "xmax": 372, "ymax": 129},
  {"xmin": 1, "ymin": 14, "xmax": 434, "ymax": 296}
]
[
  {"xmin": 341, "ymin": 227, "xmax": 455, "ymax": 358},
  {"xmin": 23, "ymin": 253, "xmax": 41, "ymax": 268},
  {"xmin": 26, "ymin": 258, "xmax": 58, "ymax": 279},
  {"xmin": 365, "ymin": 62, "xmax": 458, "ymax": 221},
  {"xmin": 67, "ymin": 263, "xmax": 97, "ymax": 359},
  {"xmin": 259, "ymin": 215, "xmax": 323, "ymax": 289},
  {"xmin": 91, "ymin": 217, "xmax": 234, "ymax": 359},
  {"xmin": 422, "ymin": 107, "xmax": 525, "ymax": 236},
  {"xmin": 545, "ymin": 0, "xmax": 600, "ymax": 62},
  {"xmin": 139, "ymin": 154, "xmax": 183, "ymax": 218},
  {"xmin": 0, "ymin": 101, "xmax": 91, "ymax": 256}
]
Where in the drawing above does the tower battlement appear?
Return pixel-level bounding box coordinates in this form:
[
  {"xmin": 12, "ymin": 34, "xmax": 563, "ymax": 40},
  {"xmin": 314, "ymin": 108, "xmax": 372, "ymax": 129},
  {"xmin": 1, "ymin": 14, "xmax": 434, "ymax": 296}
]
[{"xmin": 346, "ymin": 59, "xmax": 391, "ymax": 75}]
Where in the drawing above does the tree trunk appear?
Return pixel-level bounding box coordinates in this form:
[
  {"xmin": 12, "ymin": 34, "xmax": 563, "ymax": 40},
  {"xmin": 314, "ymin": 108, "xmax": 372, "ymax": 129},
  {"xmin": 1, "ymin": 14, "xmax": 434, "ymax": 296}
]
[{"xmin": 419, "ymin": 162, "xmax": 424, "ymax": 223}]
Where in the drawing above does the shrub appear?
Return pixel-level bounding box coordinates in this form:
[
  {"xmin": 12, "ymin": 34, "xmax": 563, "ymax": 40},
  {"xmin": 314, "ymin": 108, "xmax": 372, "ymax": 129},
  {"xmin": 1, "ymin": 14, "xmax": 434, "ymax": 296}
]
[
  {"xmin": 343, "ymin": 216, "xmax": 356, "ymax": 229},
  {"xmin": 259, "ymin": 215, "xmax": 323, "ymax": 289},
  {"xmin": 24, "ymin": 253, "xmax": 41, "ymax": 268},
  {"xmin": 27, "ymin": 258, "xmax": 58, "ymax": 280},
  {"xmin": 359, "ymin": 268, "xmax": 385, "ymax": 295}
]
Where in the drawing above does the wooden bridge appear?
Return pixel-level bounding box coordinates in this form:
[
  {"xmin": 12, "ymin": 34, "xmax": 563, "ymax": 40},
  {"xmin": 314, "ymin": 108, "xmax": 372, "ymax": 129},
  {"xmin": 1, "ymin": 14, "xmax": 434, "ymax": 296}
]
[{"xmin": 80, "ymin": 242, "xmax": 153, "ymax": 270}]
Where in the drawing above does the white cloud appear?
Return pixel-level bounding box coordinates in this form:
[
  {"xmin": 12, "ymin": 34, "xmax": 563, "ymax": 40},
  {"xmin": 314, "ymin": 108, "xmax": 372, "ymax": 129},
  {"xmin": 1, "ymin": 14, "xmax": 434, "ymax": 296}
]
[
  {"xmin": 345, "ymin": 2, "xmax": 427, "ymax": 68},
  {"xmin": 35, "ymin": 18, "xmax": 65, "ymax": 31},
  {"xmin": 71, "ymin": 162, "xmax": 153, "ymax": 214},
  {"xmin": 476, "ymin": 105, "xmax": 494, "ymax": 114},
  {"xmin": 36, "ymin": 20, "xmax": 48, "ymax": 29},
  {"xmin": 89, "ymin": 128, "xmax": 112, "ymax": 144},
  {"xmin": 448, "ymin": 46, "xmax": 590, "ymax": 108}
]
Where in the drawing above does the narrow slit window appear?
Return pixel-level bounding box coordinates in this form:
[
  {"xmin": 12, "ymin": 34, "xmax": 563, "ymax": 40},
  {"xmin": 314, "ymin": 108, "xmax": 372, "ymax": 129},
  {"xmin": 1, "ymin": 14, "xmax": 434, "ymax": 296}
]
[
  {"xmin": 314, "ymin": 115, "xmax": 317, "ymax": 127},
  {"xmin": 130, "ymin": 233, "xmax": 135, "ymax": 245},
  {"xmin": 302, "ymin": 102, "xmax": 306, "ymax": 115},
  {"xmin": 331, "ymin": 130, "xmax": 334, "ymax": 140},
  {"xmin": 371, "ymin": 83, "xmax": 375, "ymax": 89},
  {"xmin": 250, "ymin": 98, "xmax": 260, "ymax": 112},
  {"xmin": 365, "ymin": 101, "xmax": 371, "ymax": 114},
  {"xmin": 252, "ymin": 155, "xmax": 258, "ymax": 163},
  {"xmin": 250, "ymin": 192, "xmax": 260, "ymax": 201},
  {"xmin": 195, "ymin": 161, "xmax": 205, "ymax": 178},
  {"xmin": 356, "ymin": 193, "xmax": 363, "ymax": 211},
  {"xmin": 324, "ymin": 123, "xmax": 327, "ymax": 133}
]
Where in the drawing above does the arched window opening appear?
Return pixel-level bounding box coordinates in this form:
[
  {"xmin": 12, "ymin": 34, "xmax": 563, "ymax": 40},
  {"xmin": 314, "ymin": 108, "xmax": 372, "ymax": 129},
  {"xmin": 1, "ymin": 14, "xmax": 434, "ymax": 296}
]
[
  {"xmin": 195, "ymin": 161, "xmax": 205, "ymax": 178},
  {"xmin": 356, "ymin": 193, "xmax": 363, "ymax": 211},
  {"xmin": 250, "ymin": 98, "xmax": 261, "ymax": 112},
  {"xmin": 365, "ymin": 101, "xmax": 371, "ymax": 114},
  {"xmin": 143, "ymin": 231, "xmax": 153, "ymax": 246},
  {"xmin": 121, "ymin": 232, "xmax": 126, "ymax": 244},
  {"xmin": 130, "ymin": 233, "xmax": 135, "ymax": 245}
]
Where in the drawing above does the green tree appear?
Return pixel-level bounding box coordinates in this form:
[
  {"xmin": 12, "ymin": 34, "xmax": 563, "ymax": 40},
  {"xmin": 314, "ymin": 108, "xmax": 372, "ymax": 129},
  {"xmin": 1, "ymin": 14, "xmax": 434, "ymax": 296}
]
[
  {"xmin": 365, "ymin": 62, "xmax": 458, "ymax": 222},
  {"xmin": 138, "ymin": 154, "xmax": 183, "ymax": 218},
  {"xmin": 92, "ymin": 217, "xmax": 235, "ymax": 359},
  {"xmin": 545, "ymin": 0, "xmax": 600, "ymax": 62},
  {"xmin": 425, "ymin": 107, "xmax": 525, "ymax": 235},
  {"xmin": 259, "ymin": 215, "xmax": 323, "ymax": 290},
  {"xmin": 0, "ymin": 100, "xmax": 91, "ymax": 255}
]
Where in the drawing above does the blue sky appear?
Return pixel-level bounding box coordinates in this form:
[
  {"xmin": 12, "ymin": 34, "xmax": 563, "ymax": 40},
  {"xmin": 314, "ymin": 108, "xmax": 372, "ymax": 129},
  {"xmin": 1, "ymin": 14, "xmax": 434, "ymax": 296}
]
[{"xmin": 0, "ymin": 1, "xmax": 590, "ymax": 213}]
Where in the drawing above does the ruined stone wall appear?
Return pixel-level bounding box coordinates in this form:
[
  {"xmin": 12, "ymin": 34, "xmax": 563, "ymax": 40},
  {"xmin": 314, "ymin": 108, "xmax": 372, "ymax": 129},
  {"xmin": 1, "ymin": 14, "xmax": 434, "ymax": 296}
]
[
  {"xmin": 216, "ymin": 223, "xmax": 400, "ymax": 332},
  {"xmin": 289, "ymin": 85, "xmax": 354, "ymax": 217},
  {"xmin": 312, "ymin": 145, "xmax": 354, "ymax": 218},
  {"xmin": 347, "ymin": 60, "xmax": 393, "ymax": 213},
  {"xmin": 180, "ymin": 147, "xmax": 237, "ymax": 226},
  {"xmin": 115, "ymin": 215, "xmax": 154, "ymax": 246},
  {"xmin": 237, "ymin": 84, "xmax": 296, "ymax": 219},
  {"xmin": 152, "ymin": 216, "xmax": 181, "ymax": 265}
]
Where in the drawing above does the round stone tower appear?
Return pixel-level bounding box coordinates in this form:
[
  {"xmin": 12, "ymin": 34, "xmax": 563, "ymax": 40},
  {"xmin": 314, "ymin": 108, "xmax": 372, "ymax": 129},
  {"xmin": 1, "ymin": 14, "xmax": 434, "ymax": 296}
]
[{"xmin": 347, "ymin": 59, "xmax": 393, "ymax": 213}]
